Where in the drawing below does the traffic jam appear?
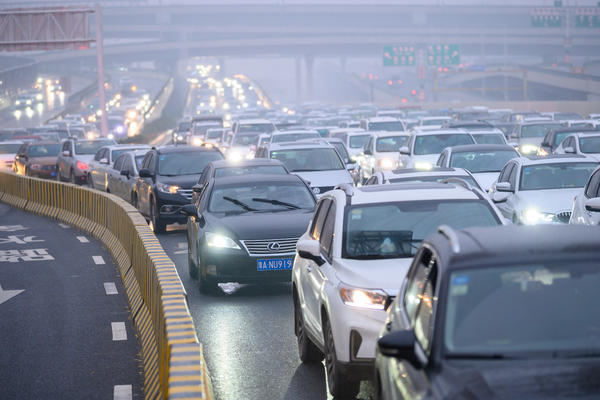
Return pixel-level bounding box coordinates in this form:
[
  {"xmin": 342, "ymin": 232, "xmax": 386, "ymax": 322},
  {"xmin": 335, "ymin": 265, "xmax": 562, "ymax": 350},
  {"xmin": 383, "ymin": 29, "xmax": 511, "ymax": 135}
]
[{"xmin": 3, "ymin": 60, "xmax": 600, "ymax": 399}]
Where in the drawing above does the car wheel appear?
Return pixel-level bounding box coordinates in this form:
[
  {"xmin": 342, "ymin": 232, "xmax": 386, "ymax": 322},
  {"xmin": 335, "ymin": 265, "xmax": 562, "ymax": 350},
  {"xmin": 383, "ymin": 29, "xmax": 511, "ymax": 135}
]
[
  {"xmin": 69, "ymin": 169, "xmax": 77, "ymax": 185},
  {"xmin": 188, "ymin": 251, "xmax": 198, "ymax": 280},
  {"xmin": 131, "ymin": 193, "xmax": 138, "ymax": 207},
  {"xmin": 198, "ymin": 264, "xmax": 218, "ymax": 294},
  {"xmin": 323, "ymin": 316, "xmax": 360, "ymax": 399},
  {"xmin": 149, "ymin": 197, "xmax": 166, "ymax": 234},
  {"xmin": 294, "ymin": 293, "xmax": 322, "ymax": 363},
  {"xmin": 88, "ymin": 175, "xmax": 95, "ymax": 189}
]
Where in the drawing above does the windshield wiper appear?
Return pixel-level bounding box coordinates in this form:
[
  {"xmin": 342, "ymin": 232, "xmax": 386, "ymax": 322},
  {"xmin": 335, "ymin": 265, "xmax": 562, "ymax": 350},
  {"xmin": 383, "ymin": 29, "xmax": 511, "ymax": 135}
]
[
  {"xmin": 222, "ymin": 196, "xmax": 257, "ymax": 212},
  {"xmin": 251, "ymin": 198, "xmax": 300, "ymax": 209},
  {"xmin": 346, "ymin": 254, "xmax": 408, "ymax": 260}
]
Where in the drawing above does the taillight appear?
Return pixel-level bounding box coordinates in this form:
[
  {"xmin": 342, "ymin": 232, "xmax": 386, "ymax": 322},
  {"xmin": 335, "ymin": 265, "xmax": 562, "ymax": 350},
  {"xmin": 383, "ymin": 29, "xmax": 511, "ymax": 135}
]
[{"xmin": 76, "ymin": 161, "xmax": 88, "ymax": 170}]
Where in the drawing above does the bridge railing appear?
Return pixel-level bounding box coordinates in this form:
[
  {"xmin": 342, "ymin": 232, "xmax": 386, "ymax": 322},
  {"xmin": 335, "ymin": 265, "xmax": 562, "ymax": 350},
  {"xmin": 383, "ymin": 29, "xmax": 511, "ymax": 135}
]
[{"xmin": 0, "ymin": 171, "xmax": 213, "ymax": 400}]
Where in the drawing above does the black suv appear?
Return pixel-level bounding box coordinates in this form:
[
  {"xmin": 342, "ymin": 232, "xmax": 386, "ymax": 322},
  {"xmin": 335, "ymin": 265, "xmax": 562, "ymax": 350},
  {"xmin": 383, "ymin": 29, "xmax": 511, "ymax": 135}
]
[{"xmin": 133, "ymin": 145, "xmax": 223, "ymax": 233}]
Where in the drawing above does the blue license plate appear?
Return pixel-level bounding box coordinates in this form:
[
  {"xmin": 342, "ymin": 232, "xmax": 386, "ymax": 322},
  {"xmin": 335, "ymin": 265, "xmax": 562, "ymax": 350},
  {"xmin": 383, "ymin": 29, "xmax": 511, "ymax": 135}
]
[
  {"xmin": 257, "ymin": 258, "xmax": 293, "ymax": 271},
  {"xmin": 50, "ymin": 172, "xmax": 56, "ymax": 176}
]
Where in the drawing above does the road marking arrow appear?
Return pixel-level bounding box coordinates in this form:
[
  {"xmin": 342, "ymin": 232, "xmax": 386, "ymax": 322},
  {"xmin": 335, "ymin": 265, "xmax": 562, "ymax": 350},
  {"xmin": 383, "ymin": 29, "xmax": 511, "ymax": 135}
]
[{"xmin": 0, "ymin": 284, "xmax": 24, "ymax": 305}]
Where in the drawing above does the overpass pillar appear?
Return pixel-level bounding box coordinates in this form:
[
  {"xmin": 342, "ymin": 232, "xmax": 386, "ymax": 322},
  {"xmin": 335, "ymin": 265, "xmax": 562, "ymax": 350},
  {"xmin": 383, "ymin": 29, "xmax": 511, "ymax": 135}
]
[
  {"xmin": 295, "ymin": 56, "xmax": 302, "ymax": 103},
  {"xmin": 305, "ymin": 55, "xmax": 314, "ymax": 101}
]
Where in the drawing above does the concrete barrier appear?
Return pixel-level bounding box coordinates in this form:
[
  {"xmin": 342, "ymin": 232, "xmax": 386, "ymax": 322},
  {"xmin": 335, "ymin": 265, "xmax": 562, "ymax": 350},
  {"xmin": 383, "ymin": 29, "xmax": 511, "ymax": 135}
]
[{"xmin": 0, "ymin": 171, "xmax": 213, "ymax": 400}]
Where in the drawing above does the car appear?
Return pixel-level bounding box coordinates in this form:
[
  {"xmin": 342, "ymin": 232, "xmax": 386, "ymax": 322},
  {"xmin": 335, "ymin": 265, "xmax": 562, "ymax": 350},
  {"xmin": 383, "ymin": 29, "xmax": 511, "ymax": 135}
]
[
  {"xmin": 364, "ymin": 167, "xmax": 483, "ymax": 191},
  {"xmin": 538, "ymin": 127, "xmax": 597, "ymax": 156},
  {"xmin": 56, "ymin": 138, "xmax": 115, "ymax": 184},
  {"xmin": 328, "ymin": 128, "xmax": 370, "ymax": 161},
  {"xmin": 360, "ymin": 116, "xmax": 406, "ymax": 132},
  {"xmin": 398, "ymin": 129, "xmax": 475, "ymax": 170},
  {"xmin": 14, "ymin": 93, "xmax": 42, "ymax": 109},
  {"xmin": 376, "ymin": 224, "xmax": 600, "ymax": 400},
  {"xmin": 134, "ymin": 145, "xmax": 224, "ymax": 233},
  {"xmin": 255, "ymin": 141, "xmax": 354, "ymax": 196},
  {"xmin": 12, "ymin": 142, "xmax": 61, "ymax": 179},
  {"xmin": 509, "ymin": 121, "xmax": 563, "ymax": 155},
  {"xmin": 88, "ymin": 144, "xmax": 150, "ymax": 191},
  {"xmin": 540, "ymin": 111, "xmax": 584, "ymax": 121},
  {"xmin": 570, "ymin": 166, "xmax": 600, "ymax": 225},
  {"xmin": 436, "ymin": 144, "xmax": 520, "ymax": 191},
  {"xmin": 181, "ymin": 174, "xmax": 316, "ymax": 292},
  {"xmin": 0, "ymin": 141, "xmax": 23, "ymax": 170},
  {"xmin": 415, "ymin": 116, "xmax": 452, "ymax": 131},
  {"xmin": 358, "ymin": 132, "xmax": 411, "ymax": 183},
  {"xmin": 228, "ymin": 118, "xmax": 276, "ymax": 160},
  {"xmin": 468, "ymin": 128, "xmax": 509, "ymax": 145},
  {"xmin": 489, "ymin": 155, "xmax": 598, "ymax": 224},
  {"xmin": 292, "ymin": 181, "xmax": 505, "ymax": 398},
  {"xmin": 269, "ymin": 129, "xmax": 321, "ymax": 144},
  {"xmin": 555, "ymin": 132, "xmax": 600, "ymax": 161},
  {"xmin": 562, "ymin": 119, "xmax": 599, "ymax": 130},
  {"xmin": 204, "ymin": 127, "xmax": 228, "ymax": 147},
  {"xmin": 106, "ymin": 149, "xmax": 150, "ymax": 203},
  {"xmin": 318, "ymin": 137, "xmax": 360, "ymax": 183},
  {"xmin": 442, "ymin": 120, "xmax": 494, "ymax": 130}
]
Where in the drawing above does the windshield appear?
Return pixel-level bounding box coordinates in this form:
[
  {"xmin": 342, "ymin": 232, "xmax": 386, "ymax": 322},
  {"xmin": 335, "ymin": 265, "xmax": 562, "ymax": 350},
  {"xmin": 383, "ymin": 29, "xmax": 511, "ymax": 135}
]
[
  {"xmin": 368, "ymin": 121, "xmax": 404, "ymax": 131},
  {"xmin": 134, "ymin": 155, "xmax": 144, "ymax": 170},
  {"xmin": 579, "ymin": 137, "xmax": 600, "ymax": 154},
  {"xmin": 158, "ymin": 151, "xmax": 223, "ymax": 175},
  {"xmin": 349, "ymin": 134, "xmax": 370, "ymax": 149},
  {"xmin": 178, "ymin": 121, "xmax": 191, "ymax": 132},
  {"xmin": 376, "ymin": 136, "xmax": 408, "ymax": 152},
  {"xmin": 0, "ymin": 143, "xmax": 21, "ymax": 154},
  {"xmin": 555, "ymin": 113, "xmax": 583, "ymax": 120},
  {"xmin": 238, "ymin": 123, "xmax": 274, "ymax": 133},
  {"xmin": 471, "ymin": 134, "xmax": 506, "ymax": 145},
  {"xmin": 112, "ymin": 148, "xmax": 141, "ymax": 161},
  {"xmin": 520, "ymin": 162, "xmax": 597, "ymax": 190},
  {"xmin": 553, "ymin": 132, "xmax": 572, "ymax": 147},
  {"xmin": 444, "ymin": 262, "xmax": 600, "ymax": 358},
  {"xmin": 232, "ymin": 133, "xmax": 261, "ymax": 146},
  {"xmin": 270, "ymin": 148, "xmax": 344, "ymax": 172},
  {"xmin": 389, "ymin": 175, "xmax": 481, "ymax": 190},
  {"xmin": 271, "ymin": 133, "xmax": 320, "ymax": 143},
  {"xmin": 193, "ymin": 123, "xmax": 220, "ymax": 135},
  {"xmin": 29, "ymin": 144, "xmax": 61, "ymax": 157},
  {"xmin": 422, "ymin": 118, "xmax": 449, "ymax": 126},
  {"xmin": 215, "ymin": 165, "xmax": 287, "ymax": 177},
  {"xmin": 209, "ymin": 182, "xmax": 315, "ymax": 213},
  {"xmin": 450, "ymin": 150, "xmax": 518, "ymax": 173},
  {"xmin": 75, "ymin": 140, "xmax": 113, "ymax": 155},
  {"xmin": 344, "ymin": 200, "xmax": 499, "ymax": 259},
  {"xmin": 521, "ymin": 124, "xmax": 560, "ymax": 138},
  {"xmin": 206, "ymin": 130, "xmax": 222, "ymax": 139},
  {"xmin": 414, "ymin": 134, "xmax": 474, "ymax": 155}
]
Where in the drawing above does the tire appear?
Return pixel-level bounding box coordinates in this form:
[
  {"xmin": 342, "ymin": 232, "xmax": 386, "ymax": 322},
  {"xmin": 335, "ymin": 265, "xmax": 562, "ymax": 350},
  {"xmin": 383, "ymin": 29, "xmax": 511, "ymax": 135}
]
[
  {"xmin": 323, "ymin": 316, "xmax": 360, "ymax": 399},
  {"xmin": 149, "ymin": 197, "xmax": 166, "ymax": 234},
  {"xmin": 188, "ymin": 251, "xmax": 198, "ymax": 280},
  {"xmin": 89, "ymin": 175, "xmax": 95, "ymax": 189},
  {"xmin": 69, "ymin": 169, "xmax": 77, "ymax": 185},
  {"xmin": 294, "ymin": 293, "xmax": 322, "ymax": 363},
  {"xmin": 132, "ymin": 193, "xmax": 138, "ymax": 208},
  {"xmin": 57, "ymin": 166, "xmax": 63, "ymax": 182},
  {"xmin": 198, "ymin": 264, "xmax": 218, "ymax": 294}
]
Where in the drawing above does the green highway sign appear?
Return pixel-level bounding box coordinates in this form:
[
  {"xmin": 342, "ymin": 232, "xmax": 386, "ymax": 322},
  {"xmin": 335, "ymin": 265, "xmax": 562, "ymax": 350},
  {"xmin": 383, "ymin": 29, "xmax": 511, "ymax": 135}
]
[
  {"xmin": 427, "ymin": 44, "xmax": 460, "ymax": 66},
  {"xmin": 383, "ymin": 45, "xmax": 415, "ymax": 67}
]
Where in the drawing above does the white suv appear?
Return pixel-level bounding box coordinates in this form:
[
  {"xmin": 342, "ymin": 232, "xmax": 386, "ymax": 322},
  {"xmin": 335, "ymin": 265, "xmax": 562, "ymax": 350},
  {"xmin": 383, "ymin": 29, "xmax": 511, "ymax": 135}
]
[
  {"xmin": 292, "ymin": 182, "xmax": 505, "ymax": 398},
  {"xmin": 570, "ymin": 165, "xmax": 600, "ymax": 225},
  {"xmin": 398, "ymin": 129, "xmax": 475, "ymax": 170},
  {"xmin": 358, "ymin": 132, "xmax": 410, "ymax": 183}
]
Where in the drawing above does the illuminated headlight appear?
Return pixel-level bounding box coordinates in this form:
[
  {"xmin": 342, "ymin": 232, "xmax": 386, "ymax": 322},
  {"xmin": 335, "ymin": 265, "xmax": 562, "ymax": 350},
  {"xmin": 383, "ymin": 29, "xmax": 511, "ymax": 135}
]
[
  {"xmin": 537, "ymin": 147, "xmax": 549, "ymax": 157},
  {"xmin": 414, "ymin": 161, "xmax": 433, "ymax": 170},
  {"xmin": 15, "ymin": 100, "xmax": 20, "ymax": 105},
  {"xmin": 520, "ymin": 144, "xmax": 538, "ymax": 154},
  {"xmin": 26, "ymin": 100, "xmax": 32, "ymax": 105},
  {"xmin": 206, "ymin": 232, "xmax": 241, "ymax": 250},
  {"xmin": 339, "ymin": 285, "xmax": 387, "ymax": 310},
  {"xmin": 30, "ymin": 164, "xmax": 42, "ymax": 170},
  {"xmin": 227, "ymin": 150, "xmax": 243, "ymax": 162},
  {"xmin": 35, "ymin": 94, "xmax": 43, "ymax": 101},
  {"xmin": 192, "ymin": 137, "xmax": 203, "ymax": 146},
  {"xmin": 378, "ymin": 158, "xmax": 395, "ymax": 170},
  {"xmin": 177, "ymin": 135, "xmax": 184, "ymax": 141},
  {"xmin": 115, "ymin": 125, "xmax": 124, "ymax": 134},
  {"xmin": 156, "ymin": 182, "xmax": 180, "ymax": 194},
  {"xmin": 127, "ymin": 110, "xmax": 137, "ymax": 120},
  {"xmin": 107, "ymin": 133, "xmax": 115, "ymax": 140},
  {"xmin": 521, "ymin": 208, "xmax": 555, "ymax": 225}
]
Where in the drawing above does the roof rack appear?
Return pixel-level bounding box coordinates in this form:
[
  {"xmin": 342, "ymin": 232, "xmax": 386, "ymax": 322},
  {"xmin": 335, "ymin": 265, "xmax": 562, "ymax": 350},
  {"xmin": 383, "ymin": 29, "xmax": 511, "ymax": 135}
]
[
  {"xmin": 439, "ymin": 177, "xmax": 472, "ymax": 191},
  {"xmin": 437, "ymin": 225, "xmax": 460, "ymax": 253}
]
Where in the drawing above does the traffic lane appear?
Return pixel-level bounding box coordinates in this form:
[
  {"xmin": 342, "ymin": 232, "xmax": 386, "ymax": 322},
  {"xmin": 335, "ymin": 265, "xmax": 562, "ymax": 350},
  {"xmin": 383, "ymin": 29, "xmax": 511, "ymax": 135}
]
[
  {"xmin": 0, "ymin": 204, "xmax": 142, "ymax": 399},
  {"xmin": 157, "ymin": 226, "xmax": 375, "ymax": 400}
]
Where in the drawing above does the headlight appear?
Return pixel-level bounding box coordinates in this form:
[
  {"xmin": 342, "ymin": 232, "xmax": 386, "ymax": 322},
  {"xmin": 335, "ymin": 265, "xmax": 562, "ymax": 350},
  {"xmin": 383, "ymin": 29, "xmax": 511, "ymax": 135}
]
[
  {"xmin": 520, "ymin": 144, "xmax": 538, "ymax": 154},
  {"xmin": 206, "ymin": 232, "xmax": 241, "ymax": 250},
  {"xmin": 414, "ymin": 161, "xmax": 433, "ymax": 170},
  {"xmin": 177, "ymin": 135, "xmax": 184, "ymax": 141},
  {"xmin": 107, "ymin": 133, "xmax": 115, "ymax": 140},
  {"xmin": 339, "ymin": 285, "xmax": 387, "ymax": 310},
  {"xmin": 36, "ymin": 93, "xmax": 43, "ymax": 101},
  {"xmin": 15, "ymin": 100, "xmax": 20, "ymax": 105},
  {"xmin": 521, "ymin": 208, "xmax": 554, "ymax": 225},
  {"xmin": 537, "ymin": 147, "xmax": 549, "ymax": 157},
  {"xmin": 192, "ymin": 137, "xmax": 203, "ymax": 146},
  {"xmin": 378, "ymin": 158, "xmax": 395, "ymax": 170},
  {"xmin": 30, "ymin": 164, "xmax": 42, "ymax": 170},
  {"xmin": 26, "ymin": 100, "xmax": 32, "ymax": 105},
  {"xmin": 227, "ymin": 150, "xmax": 243, "ymax": 162},
  {"xmin": 156, "ymin": 182, "xmax": 180, "ymax": 194}
]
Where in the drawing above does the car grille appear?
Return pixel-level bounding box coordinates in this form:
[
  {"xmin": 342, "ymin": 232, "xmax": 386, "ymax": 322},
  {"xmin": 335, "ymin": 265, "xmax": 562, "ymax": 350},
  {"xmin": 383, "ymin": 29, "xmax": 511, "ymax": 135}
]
[
  {"xmin": 178, "ymin": 188, "xmax": 193, "ymax": 201},
  {"xmin": 311, "ymin": 186, "xmax": 335, "ymax": 195},
  {"xmin": 241, "ymin": 237, "xmax": 299, "ymax": 256},
  {"xmin": 555, "ymin": 211, "xmax": 571, "ymax": 224}
]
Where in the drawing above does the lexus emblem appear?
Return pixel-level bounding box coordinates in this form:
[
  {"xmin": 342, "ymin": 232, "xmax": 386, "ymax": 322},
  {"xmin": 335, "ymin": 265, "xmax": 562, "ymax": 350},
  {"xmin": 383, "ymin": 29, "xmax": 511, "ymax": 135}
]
[{"xmin": 267, "ymin": 242, "xmax": 281, "ymax": 251}]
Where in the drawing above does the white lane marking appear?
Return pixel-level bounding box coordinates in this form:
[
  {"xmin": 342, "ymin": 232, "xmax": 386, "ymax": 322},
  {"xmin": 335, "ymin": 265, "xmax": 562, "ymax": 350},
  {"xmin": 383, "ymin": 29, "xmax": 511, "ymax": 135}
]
[
  {"xmin": 58, "ymin": 223, "xmax": 70, "ymax": 229},
  {"xmin": 77, "ymin": 236, "xmax": 89, "ymax": 243},
  {"xmin": 111, "ymin": 322, "xmax": 127, "ymax": 341},
  {"xmin": 0, "ymin": 284, "xmax": 25, "ymax": 305},
  {"xmin": 104, "ymin": 282, "xmax": 118, "ymax": 295},
  {"xmin": 173, "ymin": 250, "xmax": 187, "ymax": 255},
  {"xmin": 113, "ymin": 384, "xmax": 132, "ymax": 400},
  {"xmin": 92, "ymin": 256, "xmax": 105, "ymax": 265},
  {"xmin": 177, "ymin": 242, "xmax": 187, "ymax": 249}
]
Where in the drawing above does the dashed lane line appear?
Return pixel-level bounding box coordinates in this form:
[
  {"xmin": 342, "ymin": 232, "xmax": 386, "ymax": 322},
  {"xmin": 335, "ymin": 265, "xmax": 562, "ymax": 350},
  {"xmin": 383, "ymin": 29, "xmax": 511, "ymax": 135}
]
[
  {"xmin": 111, "ymin": 322, "xmax": 127, "ymax": 341},
  {"xmin": 104, "ymin": 282, "xmax": 118, "ymax": 295},
  {"xmin": 113, "ymin": 385, "xmax": 132, "ymax": 400},
  {"xmin": 177, "ymin": 242, "xmax": 187, "ymax": 249},
  {"xmin": 58, "ymin": 223, "xmax": 70, "ymax": 229},
  {"xmin": 76, "ymin": 236, "xmax": 90, "ymax": 243},
  {"xmin": 92, "ymin": 256, "xmax": 105, "ymax": 265}
]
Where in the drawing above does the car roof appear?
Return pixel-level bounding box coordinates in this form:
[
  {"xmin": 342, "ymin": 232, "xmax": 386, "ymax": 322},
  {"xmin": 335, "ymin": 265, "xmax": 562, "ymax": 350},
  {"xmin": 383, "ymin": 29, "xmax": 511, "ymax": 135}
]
[
  {"xmin": 212, "ymin": 173, "xmax": 303, "ymax": 187},
  {"xmin": 520, "ymin": 120, "xmax": 562, "ymax": 126},
  {"xmin": 157, "ymin": 145, "xmax": 221, "ymax": 154},
  {"xmin": 383, "ymin": 167, "xmax": 472, "ymax": 180},
  {"xmin": 551, "ymin": 127, "xmax": 597, "ymax": 134},
  {"xmin": 519, "ymin": 154, "xmax": 595, "ymax": 165},
  {"xmin": 445, "ymin": 121, "xmax": 493, "ymax": 128},
  {"xmin": 208, "ymin": 159, "xmax": 286, "ymax": 168},
  {"xmin": 572, "ymin": 132, "xmax": 600, "ymax": 138},
  {"xmin": 427, "ymin": 225, "xmax": 600, "ymax": 268},
  {"xmin": 272, "ymin": 129, "xmax": 319, "ymax": 135},
  {"xmin": 412, "ymin": 129, "xmax": 469, "ymax": 136},
  {"xmin": 468, "ymin": 128, "xmax": 504, "ymax": 134},
  {"xmin": 347, "ymin": 182, "xmax": 482, "ymax": 205},
  {"xmin": 446, "ymin": 144, "xmax": 517, "ymax": 153},
  {"xmin": 267, "ymin": 141, "xmax": 335, "ymax": 150},
  {"xmin": 102, "ymin": 144, "xmax": 150, "ymax": 151},
  {"xmin": 370, "ymin": 131, "xmax": 410, "ymax": 138},
  {"xmin": 0, "ymin": 140, "xmax": 24, "ymax": 144},
  {"xmin": 365, "ymin": 116, "xmax": 400, "ymax": 122},
  {"xmin": 236, "ymin": 118, "xmax": 272, "ymax": 124}
]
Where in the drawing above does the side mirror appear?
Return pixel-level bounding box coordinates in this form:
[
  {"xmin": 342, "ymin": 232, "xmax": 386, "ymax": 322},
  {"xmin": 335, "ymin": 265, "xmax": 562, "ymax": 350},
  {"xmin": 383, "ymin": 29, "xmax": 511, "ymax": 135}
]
[
  {"xmin": 585, "ymin": 197, "xmax": 600, "ymax": 212},
  {"xmin": 363, "ymin": 148, "xmax": 372, "ymax": 156},
  {"xmin": 541, "ymin": 141, "xmax": 550, "ymax": 147},
  {"xmin": 192, "ymin": 184, "xmax": 203, "ymax": 193},
  {"xmin": 564, "ymin": 146, "xmax": 575, "ymax": 154},
  {"xmin": 492, "ymin": 191, "xmax": 510, "ymax": 203},
  {"xmin": 100, "ymin": 158, "xmax": 109, "ymax": 164},
  {"xmin": 120, "ymin": 169, "xmax": 130, "ymax": 177},
  {"xmin": 138, "ymin": 168, "xmax": 153, "ymax": 178},
  {"xmin": 62, "ymin": 150, "xmax": 71, "ymax": 157},
  {"xmin": 377, "ymin": 330, "xmax": 423, "ymax": 369},
  {"xmin": 346, "ymin": 163, "xmax": 357, "ymax": 171},
  {"xmin": 296, "ymin": 239, "xmax": 325, "ymax": 266},
  {"xmin": 399, "ymin": 146, "xmax": 410, "ymax": 155},
  {"xmin": 179, "ymin": 204, "xmax": 198, "ymax": 217},
  {"xmin": 495, "ymin": 182, "xmax": 513, "ymax": 193}
]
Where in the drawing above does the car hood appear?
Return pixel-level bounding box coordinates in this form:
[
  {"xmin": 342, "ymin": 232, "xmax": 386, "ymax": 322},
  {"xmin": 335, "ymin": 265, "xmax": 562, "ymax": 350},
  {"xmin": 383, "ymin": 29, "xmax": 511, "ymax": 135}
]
[
  {"xmin": 292, "ymin": 169, "xmax": 353, "ymax": 187},
  {"xmin": 406, "ymin": 154, "xmax": 440, "ymax": 168},
  {"xmin": 158, "ymin": 174, "xmax": 201, "ymax": 189},
  {"xmin": 472, "ymin": 172, "xmax": 501, "ymax": 191},
  {"xmin": 433, "ymin": 358, "xmax": 600, "ymax": 399},
  {"xmin": 28, "ymin": 156, "xmax": 58, "ymax": 165},
  {"xmin": 518, "ymin": 137, "xmax": 544, "ymax": 146},
  {"xmin": 333, "ymin": 257, "xmax": 413, "ymax": 295},
  {"xmin": 75, "ymin": 154, "xmax": 94, "ymax": 163},
  {"xmin": 205, "ymin": 209, "xmax": 313, "ymax": 240},
  {"xmin": 516, "ymin": 188, "xmax": 583, "ymax": 214}
]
